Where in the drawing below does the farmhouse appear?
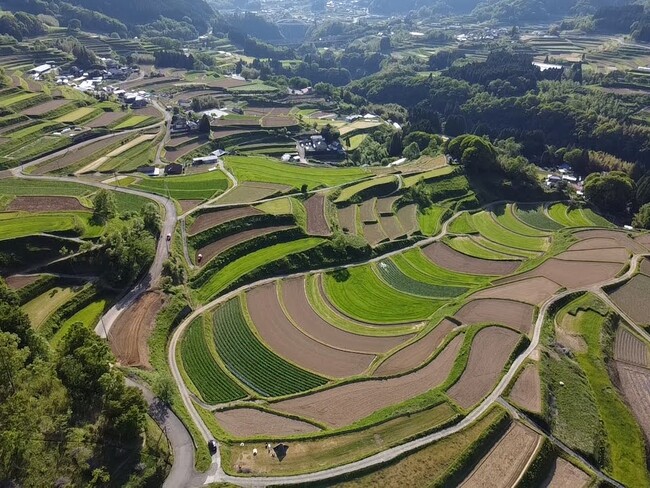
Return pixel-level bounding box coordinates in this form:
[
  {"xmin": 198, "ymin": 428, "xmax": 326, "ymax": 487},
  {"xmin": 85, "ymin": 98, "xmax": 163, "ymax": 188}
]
[{"xmin": 29, "ymin": 64, "xmax": 52, "ymax": 77}]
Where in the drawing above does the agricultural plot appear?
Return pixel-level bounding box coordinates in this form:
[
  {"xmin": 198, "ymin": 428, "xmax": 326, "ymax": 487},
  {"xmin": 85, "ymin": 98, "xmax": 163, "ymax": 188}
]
[
  {"xmin": 508, "ymin": 363, "xmax": 541, "ymax": 414},
  {"xmin": 471, "ymin": 211, "xmax": 549, "ymax": 252},
  {"xmin": 112, "ymin": 115, "xmax": 153, "ymax": 129},
  {"xmin": 496, "ymin": 259, "xmax": 622, "ymax": 289},
  {"xmin": 615, "ymin": 362, "xmax": 650, "ymax": 446},
  {"xmin": 396, "ymin": 204, "xmax": 419, "ymax": 235},
  {"xmin": 470, "ymin": 276, "xmax": 561, "ymax": 305},
  {"xmin": 0, "ymin": 212, "xmax": 97, "ymax": 240},
  {"xmin": 55, "ymin": 107, "xmax": 96, "ymax": 123},
  {"xmin": 608, "ymin": 274, "xmax": 650, "ymax": 326},
  {"xmin": 304, "ymin": 194, "xmax": 330, "ymax": 236},
  {"xmin": 543, "ymin": 458, "xmax": 592, "ymax": 488},
  {"xmin": 392, "ymin": 250, "xmax": 490, "ymax": 288},
  {"xmin": 22, "ymin": 99, "xmax": 70, "ymax": 116},
  {"xmin": 130, "ymin": 170, "xmax": 229, "ymax": 200},
  {"xmin": 214, "ymin": 182, "xmax": 291, "ymax": 205},
  {"xmin": 447, "ymin": 236, "xmax": 525, "ymax": 261},
  {"xmin": 614, "ymin": 327, "xmax": 648, "ymax": 368},
  {"xmin": 422, "ymin": 242, "xmax": 521, "ymax": 276},
  {"xmin": 454, "ymin": 299, "xmax": 534, "ymax": 335},
  {"xmin": 516, "ymin": 204, "xmax": 564, "ymax": 231},
  {"xmin": 335, "ymin": 176, "xmax": 397, "ymax": 204},
  {"xmin": 180, "ymin": 317, "xmax": 247, "ymax": 404},
  {"xmin": 493, "ymin": 204, "xmax": 550, "ymax": 237},
  {"xmin": 337, "ymin": 204, "xmax": 358, "ymax": 235},
  {"xmin": 212, "ymin": 297, "xmax": 327, "ymax": 397},
  {"xmin": 573, "ymin": 229, "xmax": 647, "ymax": 254},
  {"xmin": 77, "ymin": 134, "xmax": 155, "ymax": 173},
  {"xmin": 214, "ymin": 408, "xmax": 320, "ymax": 438},
  {"xmin": 375, "ymin": 259, "xmax": 468, "ymax": 298},
  {"xmin": 418, "ymin": 205, "xmax": 449, "ymax": 236},
  {"xmin": 402, "ymin": 166, "xmax": 455, "ymax": 187},
  {"xmin": 362, "ymin": 222, "xmax": 388, "ymax": 246},
  {"xmin": 380, "ymin": 215, "xmax": 406, "ymax": 240},
  {"xmin": 547, "ymin": 203, "xmax": 600, "ymax": 228},
  {"xmin": 51, "ymin": 298, "xmax": 108, "ymax": 348},
  {"xmin": 188, "ymin": 207, "xmax": 263, "ymax": 235},
  {"xmin": 6, "ymin": 196, "xmax": 85, "ymax": 212},
  {"xmin": 22, "ymin": 284, "xmax": 79, "ymax": 329}
]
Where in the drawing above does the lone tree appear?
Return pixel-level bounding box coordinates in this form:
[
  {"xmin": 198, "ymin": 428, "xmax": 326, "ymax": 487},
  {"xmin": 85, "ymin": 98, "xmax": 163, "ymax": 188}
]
[
  {"xmin": 92, "ymin": 189, "xmax": 117, "ymax": 224},
  {"xmin": 198, "ymin": 114, "xmax": 211, "ymax": 134}
]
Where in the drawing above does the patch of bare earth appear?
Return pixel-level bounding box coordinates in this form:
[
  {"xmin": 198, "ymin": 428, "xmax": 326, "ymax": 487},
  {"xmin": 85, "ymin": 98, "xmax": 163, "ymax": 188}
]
[
  {"xmin": 422, "ymin": 242, "xmax": 520, "ymax": 276},
  {"xmin": 87, "ymin": 112, "xmax": 128, "ymax": 128},
  {"xmin": 247, "ymin": 284, "xmax": 375, "ymax": 378},
  {"xmin": 273, "ymin": 334, "xmax": 463, "ymax": 428},
  {"xmin": 614, "ymin": 362, "xmax": 650, "ymax": 445},
  {"xmin": 373, "ymin": 319, "xmax": 456, "ymax": 377},
  {"xmin": 7, "ymin": 196, "xmax": 86, "ymax": 212},
  {"xmin": 573, "ymin": 229, "xmax": 647, "ymax": 253},
  {"xmin": 396, "ymin": 204, "xmax": 418, "ymax": 235},
  {"xmin": 376, "ymin": 195, "xmax": 400, "ymax": 215},
  {"xmin": 640, "ymin": 258, "xmax": 650, "ymax": 277},
  {"xmin": 569, "ymin": 237, "xmax": 624, "ymax": 251},
  {"xmin": 197, "ymin": 225, "xmax": 293, "ymax": 266},
  {"xmin": 188, "ymin": 206, "xmax": 262, "ymax": 235},
  {"xmin": 304, "ymin": 194, "xmax": 330, "ymax": 236},
  {"xmin": 636, "ymin": 234, "xmax": 650, "ymax": 252},
  {"xmin": 495, "ymin": 259, "xmax": 623, "ymax": 288},
  {"xmin": 109, "ymin": 291, "xmax": 165, "ymax": 368},
  {"xmin": 460, "ymin": 423, "xmax": 540, "ymax": 488},
  {"xmin": 455, "ymin": 299, "xmax": 534, "ymax": 335},
  {"xmin": 614, "ymin": 327, "xmax": 649, "ymax": 368},
  {"xmin": 5, "ymin": 274, "xmax": 40, "ymax": 290},
  {"xmin": 448, "ymin": 327, "xmax": 521, "ymax": 409},
  {"xmin": 22, "ymin": 99, "xmax": 70, "ymax": 116},
  {"xmin": 281, "ymin": 277, "xmax": 409, "ymax": 354},
  {"xmin": 214, "ymin": 408, "xmax": 320, "ymax": 437},
  {"xmin": 555, "ymin": 248, "xmax": 628, "ymax": 263},
  {"xmin": 337, "ymin": 205, "xmax": 357, "ymax": 235},
  {"xmin": 608, "ymin": 274, "xmax": 650, "ymax": 326},
  {"xmin": 509, "ymin": 363, "xmax": 541, "ymax": 413},
  {"xmin": 470, "ymin": 277, "xmax": 560, "ymax": 305},
  {"xmin": 179, "ymin": 200, "xmax": 203, "ymax": 213},
  {"xmin": 542, "ymin": 457, "xmax": 591, "ymax": 488}
]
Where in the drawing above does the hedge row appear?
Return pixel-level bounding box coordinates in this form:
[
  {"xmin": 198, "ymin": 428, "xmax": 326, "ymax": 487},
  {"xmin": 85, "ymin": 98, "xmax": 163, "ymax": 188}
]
[
  {"xmin": 40, "ymin": 284, "xmax": 100, "ymax": 338},
  {"xmin": 15, "ymin": 274, "xmax": 58, "ymax": 305},
  {"xmin": 516, "ymin": 438, "xmax": 556, "ymax": 488}
]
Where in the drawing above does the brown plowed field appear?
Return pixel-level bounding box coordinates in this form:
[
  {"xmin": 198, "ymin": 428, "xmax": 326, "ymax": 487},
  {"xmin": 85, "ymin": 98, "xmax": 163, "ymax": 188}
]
[
  {"xmin": 87, "ymin": 111, "xmax": 129, "ymax": 128},
  {"xmin": 615, "ymin": 362, "xmax": 650, "ymax": 444},
  {"xmin": 636, "ymin": 234, "xmax": 650, "ymax": 251},
  {"xmin": 274, "ymin": 334, "xmax": 463, "ymax": 428},
  {"xmin": 261, "ymin": 116, "xmax": 299, "ymax": 128},
  {"xmin": 189, "ymin": 207, "xmax": 262, "ymax": 235},
  {"xmin": 216, "ymin": 182, "xmax": 291, "ymax": 205},
  {"xmin": 555, "ymin": 248, "xmax": 628, "ymax": 263},
  {"xmin": 376, "ymin": 196, "xmax": 400, "ymax": 215},
  {"xmin": 281, "ymin": 277, "xmax": 409, "ymax": 354},
  {"xmin": 448, "ymin": 327, "xmax": 521, "ymax": 408},
  {"xmin": 359, "ymin": 198, "xmax": 377, "ymax": 223},
  {"xmin": 166, "ymin": 139, "xmax": 207, "ymax": 162},
  {"xmin": 570, "ymin": 237, "xmax": 624, "ymax": 251},
  {"xmin": 337, "ymin": 205, "xmax": 357, "ymax": 235},
  {"xmin": 22, "ymin": 99, "xmax": 70, "ymax": 116},
  {"xmin": 609, "ymin": 274, "xmax": 650, "ymax": 325},
  {"xmin": 166, "ymin": 134, "xmax": 199, "ymax": 148},
  {"xmin": 33, "ymin": 133, "xmax": 133, "ymax": 175},
  {"xmin": 214, "ymin": 408, "xmax": 320, "ymax": 437},
  {"xmin": 179, "ymin": 200, "xmax": 202, "ymax": 213},
  {"xmin": 496, "ymin": 259, "xmax": 622, "ymax": 288},
  {"xmin": 460, "ymin": 423, "xmax": 540, "ymax": 488},
  {"xmin": 470, "ymin": 277, "xmax": 560, "ymax": 305},
  {"xmin": 509, "ymin": 363, "xmax": 541, "ymax": 413},
  {"xmin": 197, "ymin": 225, "xmax": 293, "ymax": 265},
  {"xmin": 5, "ymin": 274, "xmax": 40, "ymax": 290},
  {"xmin": 304, "ymin": 194, "xmax": 330, "ymax": 236},
  {"xmin": 614, "ymin": 327, "xmax": 648, "ymax": 367},
  {"xmin": 543, "ymin": 458, "xmax": 591, "ymax": 488},
  {"xmin": 380, "ymin": 215, "xmax": 406, "ymax": 240},
  {"xmin": 212, "ymin": 77, "xmax": 250, "ymax": 88},
  {"xmin": 245, "ymin": 106, "xmax": 292, "ymax": 116},
  {"xmin": 373, "ymin": 319, "xmax": 456, "ymax": 377},
  {"xmin": 363, "ymin": 222, "xmax": 388, "ymax": 246},
  {"xmin": 213, "ymin": 129, "xmax": 248, "ymax": 139},
  {"xmin": 641, "ymin": 258, "xmax": 650, "ymax": 277},
  {"xmin": 455, "ymin": 299, "xmax": 534, "ymax": 334},
  {"xmin": 109, "ymin": 291, "xmax": 165, "ymax": 368},
  {"xmin": 247, "ymin": 284, "xmax": 375, "ymax": 378},
  {"xmin": 6, "ymin": 196, "xmax": 86, "ymax": 212},
  {"xmin": 422, "ymin": 242, "xmax": 520, "ymax": 276},
  {"xmin": 573, "ymin": 229, "xmax": 647, "ymax": 253},
  {"xmin": 396, "ymin": 204, "xmax": 418, "ymax": 235}
]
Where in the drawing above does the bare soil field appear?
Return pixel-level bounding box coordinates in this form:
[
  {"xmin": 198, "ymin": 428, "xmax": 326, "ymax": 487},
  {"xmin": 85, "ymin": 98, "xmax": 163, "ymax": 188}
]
[
  {"xmin": 542, "ymin": 458, "xmax": 591, "ymax": 488},
  {"xmin": 509, "ymin": 363, "xmax": 542, "ymax": 413},
  {"xmin": 496, "ymin": 259, "xmax": 622, "ymax": 288},
  {"xmin": 641, "ymin": 258, "xmax": 650, "ymax": 277},
  {"xmin": 274, "ymin": 335, "xmax": 463, "ymax": 428},
  {"xmin": 109, "ymin": 291, "xmax": 165, "ymax": 368},
  {"xmin": 6, "ymin": 196, "xmax": 86, "ymax": 212},
  {"xmin": 470, "ymin": 277, "xmax": 561, "ymax": 305},
  {"xmin": 337, "ymin": 205, "xmax": 357, "ymax": 235},
  {"xmin": 211, "ymin": 77, "xmax": 249, "ymax": 89},
  {"xmin": 197, "ymin": 225, "xmax": 293, "ymax": 265},
  {"xmin": 636, "ymin": 234, "xmax": 650, "ymax": 251},
  {"xmin": 78, "ymin": 134, "xmax": 155, "ymax": 174},
  {"xmin": 555, "ymin": 248, "xmax": 628, "ymax": 263},
  {"xmin": 213, "ymin": 129, "xmax": 248, "ymax": 139},
  {"xmin": 214, "ymin": 408, "xmax": 320, "ymax": 437},
  {"xmin": 363, "ymin": 222, "xmax": 388, "ymax": 246},
  {"xmin": 86, "ymin": 112, "xmax": 128, "ymax": 128},
  {"xmin": 422, "ymin": 242, "xmax": 521, "ymax": 276},
  {"xmin": 166, "ymin": 134, "xmax": 199, "ymax": 148},
  {"xmin": 376, "ymin": 196, "xmax": 399, "ymax": 215},
  {"xmin": 261, "ymin": 116, "xmax": 299, "ymax": 128},
  {"xmin": 33, "ymin": 132, "xmax": 133, "ymax": 175},
  {"xmin": 173, "ymin": 89, "xmax": 225, "ymax": 102},
  {"xmin": 608, "ymin": 274, "xmax": 650, "ymax": 325},
  {"xmin": 396, "ymin": 204, "xmax": 419, "ymax": 235},
  {"xmin": 573, "ymin": 229, "xmax": 647, "ymax": 254},
  {"xmin": 245, "ymin": 106, "xmax": 292, "ymax": 116},
  {"xmin": 454, "ymin": 299, "xmax": 534, "ymax": 334},
  {"xmin": 166, "ymin": 139, "xmax": 207, "ymax": 162},
  {"xmin": 373, "ymin": 319, "xmax": 457, "ymax": 377},
  {"xmin": 304, "ymin": 194, "xmax": 330, "ymax": 236},
  {"xmin": 359, "ymin": 198, "xmax": 377, "ymax": 223},
  {"xmin": 189, "ymin": 206, "xmax": 262, "ymax": 235},
  {"xmin": 22, "ymin": 99, "xmax": 70, "ymax": 116},
  {"xmin": 247, "ymin": 284, "xmax": 376, "ymax": 378},
  {"xmin": 614, "ymin": 327, "xmax": 648, "ymax": 368},
  {"xmin": 614, "ymin": 362, "xmax": 650, "ymax": 444},
  {"xmin": 179, "ymin": 200, "xmax": 203, "ymax": 213},
  {"xmin": 281, "ymin": 277, "xmax": 409, "ymax": 354},
  {"xmin": 216, "ymin": 182, "xmax": 291, "ymax": 205},
  {"xmin": 5, "ymin": 274, "xmax": 40, "ymax": 290},
  {"xmin": 380, "ymin": 216, "xmax": 406, "ymax": 240},
  {"xmin": 570, "ymin": 237, "xmax": 625, "ymax": 251},
  {"xmin": 133, "ymin": 106, "xmax": 161, "ymax": 119},
  {"xmin": 448, "ymin": 327, "xmax": 521, "ymax": 409},
  {"xmin": 121, "ymin": 76, "xmax": 183, "ymax": 90},
  {"xmin": 460, "ymin": 423, "xmax": 540, "ymax": 488}
]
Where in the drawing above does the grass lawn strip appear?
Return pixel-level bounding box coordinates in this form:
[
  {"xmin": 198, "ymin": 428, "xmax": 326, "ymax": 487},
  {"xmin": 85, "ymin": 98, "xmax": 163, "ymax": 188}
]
[{"xmin": 22, "ymin": 285, "xmax": 79, "ymax": 329}]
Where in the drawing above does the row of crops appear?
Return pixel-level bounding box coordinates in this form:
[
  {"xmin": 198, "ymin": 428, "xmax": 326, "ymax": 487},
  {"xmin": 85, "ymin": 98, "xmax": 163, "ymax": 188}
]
[{"xmin": 374, "ymin": 259, "xmax": 468, "ymax": 298}]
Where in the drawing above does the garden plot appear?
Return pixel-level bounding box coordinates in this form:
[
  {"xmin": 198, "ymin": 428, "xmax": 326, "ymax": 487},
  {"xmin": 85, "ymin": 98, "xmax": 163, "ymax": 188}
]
[
  {"xmin": 448, "ymin": 327, "xmax": 521, "ymax": 409},
  {"xmin": 214, "ymin": 408, "xmax": 320, "ymax": 437},
  {"xmin": 214, "ymin": 182, "xmax": 291, "ymax": 205},
  {"xmin": 496, "ymin": 259, "xmax": 623, "ymax": 289},
  {"xmin": 273, "ymin": 334, "xmax": 463, "ymax": 428},
  {"xmin": 109, "ymin": 291, "xmax": 164, "ymax": 368},
  {"xmin": 509, "ymin": 363, "xmax": 541, "ymax": 413},
  {"xmin": 337, "ymin": 205, "xmax": 358, "ymax": 234},
  {"xmin": 470, "ymin": 277, "xmax": 561, "ymax": 305},
  {"xmin": 281, "ymin": 277, "xmax": 408, "ymax": 354},
  {"xmin": 543, "ymin": 458, "xmax": 592, "ymax": 488},
  {"xmin": 373, "ymin": 319, "xmax": 457, "ymax": 377},
  {"xmin": 188, "ymin": 207, "xmax": 262, "ymax": 235},
  {"xmin": 246, "ymin": 284, "xmax": 376, "ymax": 378},
  {"xmin": 614, "ymin": 362, "xmax": 650, "ymax": 444},
  {"xmin": 76, "ymin": 134, "xmax": 155, "ymax": 174},
  {"xmin": 304, "ymin": 193, "xmax": 330, "ymax": 236},
  {"xmin": 396, "ymin": 204, "xmax": 419, "ymax": 235},
  {"xmin": 422, "ymin": 242, "xmax": 520, "ymax": 276},
  {"xmin": 608, "ymin": 274, "xmax": 650, "ymax": 326},
  {"xmin": 459, "ymin": 423, "xmax": 540, "ymax": 488},
  {"xmin": 196, "ymin": 225, "xmax": 294, "ymax": 266},
  {"xmin": 614, "ymin": 328, "xmax": 648, "ymax": 368},
  {"xmin": 6, "ymin": 196, "xmax": 85, "ymax": 212},
  {"xmin": 454, "ymin": 299, "xmax": 534, "ymax": 335}
]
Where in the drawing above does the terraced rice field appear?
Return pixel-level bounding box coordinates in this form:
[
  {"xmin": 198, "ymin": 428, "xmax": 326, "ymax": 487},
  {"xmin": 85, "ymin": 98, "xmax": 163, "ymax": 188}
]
[
  {"xmin": 542, "ymin": 458, "xmax": 591, "ymax": 488},
  {"xmin": 130, "ymin": 170, "xmax": 230, "ymax": 200},
  {"xmin": 214, "ymin": 408, "xmax": 320, "ymax": 437},
  {"xmin": 188, "ymin": 207, "xmax": 262, "ymax": 235},
  {"xmin": 304, "ymin": 193, "xmax": 330, "ymax": 236},
  {"xmin": 215, "ymin": 182, "xmax": 291, "ymax": 205},
  {"xmin": 337, "ymin": 205, "xmax": 358, "ymax": 234},
  {"xmin": 375, "ymin": 259, "xmax": 468, "ymax": 298},
  {"xmin": 396, "ymin": 204, "xmax": 419, "ymax": 235},
  {"xmin": 614, "ymin": 328, "xmax": 648, "ymax": 368},
  {"xmin": 509, "ymin": 363, "xmax": 542, "ymax": 413},
  {"xmin": 608, "ymin": 274, "xmax": 650, "ymax": 326},
  {"xmin": 335, "ymin": 175, "xmax": 397, "ymax": 203},
  {"xmin": 422, "ymin": 242, "xmax": 520, "ymax": 276},
  {"xmin": 454, "ymin": 299, "xmax": 534, "ymax": 335},
  {"xmin": 516, "ymin": 204, "xmax": 564, "ymax": 231},
  {"xmin": 471, "ymin": 211, "xmax": 549, "ymax": 252}
]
